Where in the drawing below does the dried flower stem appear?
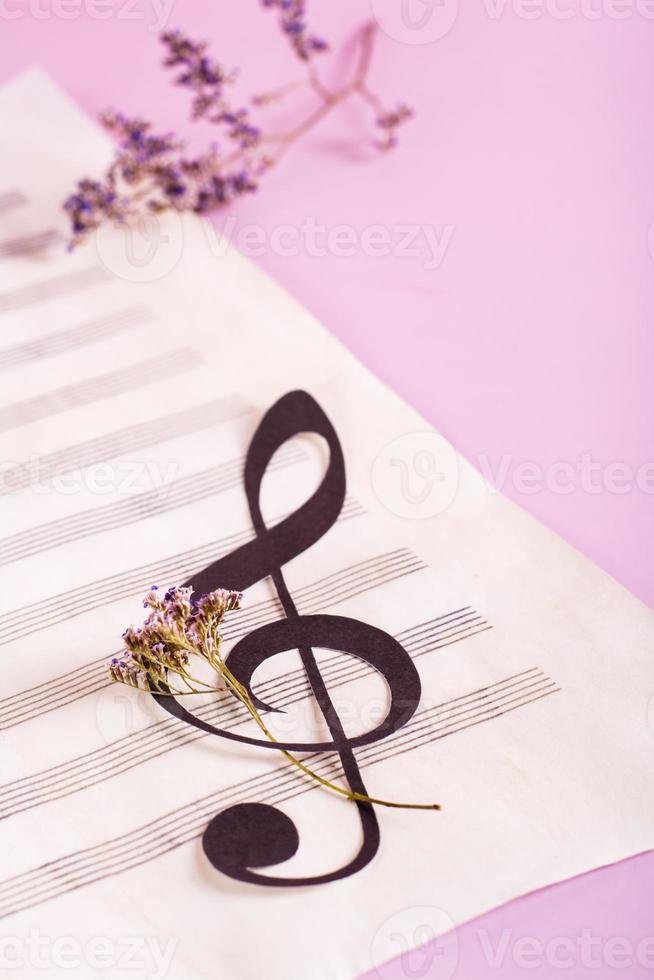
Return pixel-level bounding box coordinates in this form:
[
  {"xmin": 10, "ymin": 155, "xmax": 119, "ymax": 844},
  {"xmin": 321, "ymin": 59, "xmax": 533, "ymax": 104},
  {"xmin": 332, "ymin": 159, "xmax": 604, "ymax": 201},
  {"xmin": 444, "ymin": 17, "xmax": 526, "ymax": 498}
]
[
  {"xmin": 149, "ymin": 635, "xmax": 439, "ymax": 811},
  {"xmin": 220, "ymin": 662, "xmax": 440, "ymax": 812},
  {"xmin": 258, "ymin": 22, "xmax": 379, "ymax": 152},
  {"xmin": 111, "ymin": 586, "xmax": 439, "ymax": 812}
]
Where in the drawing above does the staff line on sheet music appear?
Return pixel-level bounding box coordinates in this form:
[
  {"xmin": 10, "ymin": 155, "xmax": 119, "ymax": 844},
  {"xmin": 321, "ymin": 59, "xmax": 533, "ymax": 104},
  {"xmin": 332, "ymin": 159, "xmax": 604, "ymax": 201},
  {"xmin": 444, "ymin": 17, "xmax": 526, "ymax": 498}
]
[
  {"xmin": 4, "ymin": 614, "xmax": 488, "ymax": 778},
  {"xmin": 0, "ymin": 306, "xmax": 155, "ymax": 372},
  {"xmin": 0, "ymin": 266, "xmax": 111, "ymax": 313},
  {"xmin": 0, "ymin": 394, "xmax": 252, "ymax": 495},
  {"xmin": 0, "ymin": 674, "xmax": 559, "ymax": 920},
  {"xmin": 1, "ymin": 673, "xmax": 544, "ymax": 884},
  {"xmin": 0, "ymin": 498, "xmax": 367, "ymax": 645},
  {"xmin": 0, "ymin": 544, "xmax": 397, "ymax": 694},
  {"xmin": 2, "ymin": 499, "xmax": 364, "ymax": 634},
  {"xmin": 3, "ymin": 609, "xmax": 485, "ymax": 788},
  {"xmin": 0, "ymin": 445, "xmax": 306, "ymax": 566},
  {"xmin": 0, "ymin": 610, "xmax": 492, "ymax": 819},
  {"xmin": 0, "ymin": 228, "xmax": 62, "ymax": 260},
  {"xmin": 0, "ymin": 541, "xmax": 408, "ymax": 672},
  {"xmin": 0, "ymin": 549, "xmax": 424, "ymax": 729},
  {"xmin": 0, "ymin": 348, "xmax": 202, "ymax": 434},
  {"xmin": 0, "ymin": 619, "xmax": 491, "ymax": 814}
]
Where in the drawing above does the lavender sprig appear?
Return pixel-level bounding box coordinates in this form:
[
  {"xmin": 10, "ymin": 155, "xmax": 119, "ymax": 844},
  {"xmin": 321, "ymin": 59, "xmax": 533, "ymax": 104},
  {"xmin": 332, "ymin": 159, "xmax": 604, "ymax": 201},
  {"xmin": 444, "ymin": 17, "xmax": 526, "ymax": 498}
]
[
  {"xmin": 260, "ymin": 0, "xmax": 329, "ymax": 61},
  {"xmin": 110, "ymin": 585, "xmax": 440, "ymax": 812},
  {"xmin": 65, "ymin": 10, "xmax": 413, "ymax": 248}
]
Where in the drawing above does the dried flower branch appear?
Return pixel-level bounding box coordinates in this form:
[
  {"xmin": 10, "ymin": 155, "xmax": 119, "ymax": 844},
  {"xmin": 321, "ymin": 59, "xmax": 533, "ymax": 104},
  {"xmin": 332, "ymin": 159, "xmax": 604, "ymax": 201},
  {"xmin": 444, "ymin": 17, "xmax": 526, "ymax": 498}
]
[
  {"xmin": 260, "ymin": 0, "xmax": 329, "ymax": 61},
  {"xmin": 65, "ymin": 5, "xmax": 413, "ymax": 248},
  {"xmin": 110, "ymin": 585, "xmax": 440, "ymax": 812}
]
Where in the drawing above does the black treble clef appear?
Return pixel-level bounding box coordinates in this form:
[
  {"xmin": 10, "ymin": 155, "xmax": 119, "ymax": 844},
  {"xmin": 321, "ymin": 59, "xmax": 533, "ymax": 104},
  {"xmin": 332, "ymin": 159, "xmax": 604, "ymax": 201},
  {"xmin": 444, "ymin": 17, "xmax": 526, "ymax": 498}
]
[{"xmin": 154, "ymin": 390, "xmax": 422, "ymax": 886}]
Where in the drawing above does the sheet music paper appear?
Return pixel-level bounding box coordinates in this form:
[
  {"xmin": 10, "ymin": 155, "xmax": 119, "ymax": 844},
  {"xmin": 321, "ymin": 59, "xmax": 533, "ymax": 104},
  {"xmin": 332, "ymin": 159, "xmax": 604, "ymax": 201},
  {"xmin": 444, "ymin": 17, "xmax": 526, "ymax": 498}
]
[{"xmin": 1, "ymin": 68, "xmax": 653, "ymax": 980}]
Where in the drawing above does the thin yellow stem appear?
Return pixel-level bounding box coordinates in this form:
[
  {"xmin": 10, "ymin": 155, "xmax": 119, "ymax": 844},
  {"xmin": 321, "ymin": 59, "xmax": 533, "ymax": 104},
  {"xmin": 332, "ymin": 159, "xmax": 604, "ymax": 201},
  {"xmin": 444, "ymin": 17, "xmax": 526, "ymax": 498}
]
[
  {"xmin": 114, "ymin": 595, "xmax": 440, "ymax": 812},
  {"xmin": 219, "ymin": 664, "xmax": 440, "ymax": 812}
]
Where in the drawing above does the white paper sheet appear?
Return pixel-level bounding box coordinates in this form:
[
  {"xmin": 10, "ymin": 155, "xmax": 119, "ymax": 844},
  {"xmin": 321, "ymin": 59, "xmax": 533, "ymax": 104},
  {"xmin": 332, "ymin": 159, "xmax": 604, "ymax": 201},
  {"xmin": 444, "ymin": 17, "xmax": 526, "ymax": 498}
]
[{"xmin": 0, "ymin": 68, "xmax": 653, "ymax": 980}]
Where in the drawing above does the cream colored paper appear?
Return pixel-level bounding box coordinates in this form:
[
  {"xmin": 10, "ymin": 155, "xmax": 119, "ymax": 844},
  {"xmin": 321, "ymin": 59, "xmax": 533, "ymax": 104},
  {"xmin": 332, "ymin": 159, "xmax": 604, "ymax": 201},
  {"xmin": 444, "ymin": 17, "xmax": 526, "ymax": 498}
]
[{"xmin": 0, "ymin": 69, "xmax": 653, "ymax": 980}]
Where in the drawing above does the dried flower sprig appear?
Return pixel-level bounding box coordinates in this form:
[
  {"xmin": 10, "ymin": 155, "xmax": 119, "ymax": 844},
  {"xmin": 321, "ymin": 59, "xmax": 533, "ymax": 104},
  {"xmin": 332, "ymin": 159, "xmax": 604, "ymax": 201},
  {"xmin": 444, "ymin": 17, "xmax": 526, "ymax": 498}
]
[
  {"xmin": 110, "ymin": 585, "xmax": 440, "ymax": 812},
  {"xmin": 65, "ymin": 6, "xmax": 413, "ymax": 247},
  {"xmin": 260, "ymin": 0, "xmax": 329, "ymax": 61}
]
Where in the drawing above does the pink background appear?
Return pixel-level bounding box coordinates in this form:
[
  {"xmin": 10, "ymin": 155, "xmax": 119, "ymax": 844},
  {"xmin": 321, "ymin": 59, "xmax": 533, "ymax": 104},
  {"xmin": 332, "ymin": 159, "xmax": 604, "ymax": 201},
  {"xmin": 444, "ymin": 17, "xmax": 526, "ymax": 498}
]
[{"xmin": 1, "ymin": 1, "xmax": 653, "ymax": 976}]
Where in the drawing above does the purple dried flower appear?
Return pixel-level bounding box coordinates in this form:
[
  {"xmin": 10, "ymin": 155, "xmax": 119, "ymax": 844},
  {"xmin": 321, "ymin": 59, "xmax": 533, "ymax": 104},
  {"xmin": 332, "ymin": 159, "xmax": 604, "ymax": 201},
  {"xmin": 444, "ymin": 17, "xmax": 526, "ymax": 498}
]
[
  {"xmin": 375, "ymin": 103, "xmax": 413, "ymax": 151},
  {"xmin": 109, "ymin": 585, "xmax": 243, "ymax": 694},
  {"xmin": 64, "ymin": 179, "xmax": 123, "ymax": 248},
  {"xmin": 260, "ymin": 0, "xmax": 329, "ymax": 60},
  {"xmin": 65, "ymin": 16, "xmax": 413, "ymax": 247},
  {"xmin": 196, "ymin": 588, "xmax": 243, "ymax": 619},
  {"xmin": 377, "ymin": 104, "xmax": 413, "ymax": 131},
  {"xmin": 162, "ymin": 585, "xmax": 194, "ymax": 620},
  {"xmin": 102, "ymin": 112, "xmax": 181, "ymax": 165},
  {"xmin": 221, "ymin": 110, "xmax": 261, "ymax": 149},
  {"xmin": 161, "ymin": 30, "xmax": 236, "ymax": 121},
  {"xmin": 109, "ymin": 651, "xmax": 146, "ymax": 687}
]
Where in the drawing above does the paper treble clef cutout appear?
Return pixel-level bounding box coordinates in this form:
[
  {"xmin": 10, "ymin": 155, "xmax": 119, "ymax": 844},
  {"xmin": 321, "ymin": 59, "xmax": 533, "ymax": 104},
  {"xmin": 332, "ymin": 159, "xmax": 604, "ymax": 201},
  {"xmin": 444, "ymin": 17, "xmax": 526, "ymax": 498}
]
[{"xmin": 154, "ymin": 390, "xmax": 422, "ymax": 886}]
